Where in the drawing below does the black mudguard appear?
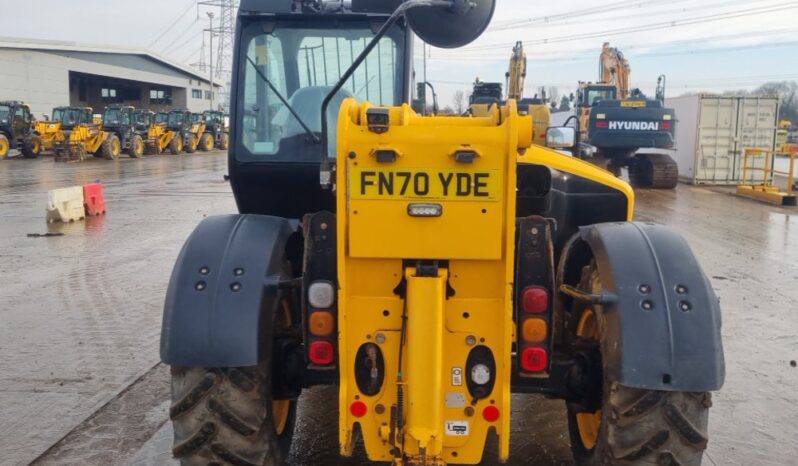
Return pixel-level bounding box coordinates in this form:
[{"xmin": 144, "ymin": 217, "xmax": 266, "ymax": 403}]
[
  {"xmin": 563, "ymin": 222, "xmax": 725, "ymax": 392},
  {"xmin": 160, "ymin": 214, "xmax": 295, "ymax": 368}
]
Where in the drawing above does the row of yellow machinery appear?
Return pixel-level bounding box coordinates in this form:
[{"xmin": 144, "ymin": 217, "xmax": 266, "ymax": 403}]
[{"xmin": 0, "ymin": 102, "xmax": 228, "ymax": 161}]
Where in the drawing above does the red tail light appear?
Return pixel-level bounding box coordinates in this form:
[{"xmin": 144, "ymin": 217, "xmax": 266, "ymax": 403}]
[
  {"xmin": 596, "ymin": 121, "xmax": 609, "ymax": 129},
  {"xmin": 522, "ymin": 286, "xmax": 549, "ymax": 314},
  {"xmin": 661, "ymin": 121, "xmax": 672, "ymax": 130},
  {"xmin": 521, "ymin": 347, "xmax": 548, "ymax": 372},
  {"xmin": 309, "ymin": 340, "xmax": 335, "ymax": 365}
]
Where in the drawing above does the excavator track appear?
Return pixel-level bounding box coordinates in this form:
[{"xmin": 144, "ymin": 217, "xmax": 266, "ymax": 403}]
[{"xmin": 629, "ymin": 153, "xmax": 679, "ymax": 189}]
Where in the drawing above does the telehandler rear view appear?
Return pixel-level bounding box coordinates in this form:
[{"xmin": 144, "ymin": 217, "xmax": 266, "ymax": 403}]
[
  {"xmin": 161, "ymin": 1, "xmax": 724, "ymax": 465},
  {"xmin": 0, "ymin": 101, "xmax": 42, "ymax": 159}
]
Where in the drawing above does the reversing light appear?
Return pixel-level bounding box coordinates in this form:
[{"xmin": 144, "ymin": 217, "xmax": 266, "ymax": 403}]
[
  {"xmin": 596, "ymin": 113, "xmax": 606, "ymax": 119},
  {"xmin": 407, "ymin": 203, "xmax": 443, "ymax": 217},
  {"xmin": 522, "ymin": 286, "xmax": 549, "ymax": 313},
  {"xmin": 309, "ymin": 311, "xmax": 335, "ymax": 337},
  {"xmin": 308, "ymin": 281, "xmax": 335, "ymax": 309},
  {"xmin": 482, "ymin": 405, "xmax": 500, "ymax": 422},
  {"xmin": 470, "ymin": 363, "xmax": 491, "ymax": 385},
  {"xmin": 309, "ymin": 340, "xmax": 335, "ymax": 365},
  {"xmin": 521, "ymin": 347, "xmax": 548, "ymax": 372},
  {"xmin": 522, "ymin": 318, "xmax": 548, "ymax": 343},
  {"xmin": 663, "ymin": 114, "xmax": 673, "ymax": 121}
]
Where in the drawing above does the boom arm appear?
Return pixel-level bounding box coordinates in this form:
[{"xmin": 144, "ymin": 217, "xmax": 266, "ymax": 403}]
[
  {"xmin": 506, "ymin": 41, "xmax": 526, "ymax": 102},
  {"xmin": 599, "ymin": 42, "xmax": 631, "ymax": 100}
]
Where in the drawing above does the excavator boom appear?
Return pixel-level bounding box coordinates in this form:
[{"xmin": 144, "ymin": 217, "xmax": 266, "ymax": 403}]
[
  {"xmin": 599, "ymin": 42, "xmax": 631, "ymax": 100},
  {"xmin": 506, "ymin": 41, "xmax": 526, "ymax": 102}
]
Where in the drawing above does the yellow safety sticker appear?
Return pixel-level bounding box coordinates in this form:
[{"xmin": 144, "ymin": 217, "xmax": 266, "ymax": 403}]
[{"xmin": 620, "ymin": 100, "xmax": 646, "ymax": 108}]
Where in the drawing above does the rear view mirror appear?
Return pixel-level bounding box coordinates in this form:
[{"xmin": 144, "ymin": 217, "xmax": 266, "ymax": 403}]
[
  {"xmin": 406, "ymin": 0, "xmax": 496, "ymax": 49},
  {"xmin": 546, "ymin": 127, "xmax": 576, "ymax": 149}
]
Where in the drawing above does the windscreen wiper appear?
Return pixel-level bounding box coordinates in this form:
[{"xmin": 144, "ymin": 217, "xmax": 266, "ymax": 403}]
[{"xmin": 246, "ymin": 56, "xmax": 320, "ymax": 144}]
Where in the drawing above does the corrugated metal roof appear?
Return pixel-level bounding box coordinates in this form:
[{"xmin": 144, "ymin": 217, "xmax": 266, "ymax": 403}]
[{"xmin": 0, "ymin": 37, "xmax": 221, "ymax": 87}]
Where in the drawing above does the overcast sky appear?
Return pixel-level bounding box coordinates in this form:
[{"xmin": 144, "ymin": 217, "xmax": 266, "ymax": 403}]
[{"xmin": 3, "ymin": 0, "xmax": 798, "ymax": 107}]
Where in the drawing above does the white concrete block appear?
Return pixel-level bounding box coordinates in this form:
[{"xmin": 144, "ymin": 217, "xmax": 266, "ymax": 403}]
[{"xmin": 47, "ymin": 186, "xmax": 85, "ymax": 223}]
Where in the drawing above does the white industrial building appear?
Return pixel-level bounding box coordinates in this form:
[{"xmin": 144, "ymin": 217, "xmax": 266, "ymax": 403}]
[{"xmin": 0, "ymin": 37, "xmax": 222, "ymax": 118}]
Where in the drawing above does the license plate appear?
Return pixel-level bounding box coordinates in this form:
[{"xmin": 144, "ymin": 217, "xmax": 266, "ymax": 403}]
[
  {"xmin": 351, "ymin": 168, "xmax": 500, "ymax": 201},
  {"xmin": 621, "ymin": 100, "xmax": 646, "ymax": 108}
]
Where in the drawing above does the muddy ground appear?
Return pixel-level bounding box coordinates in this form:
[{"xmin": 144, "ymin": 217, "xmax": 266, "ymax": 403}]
[{"xmin": 0, "ymin": 151, "xmax": 796, "ymax": 466}]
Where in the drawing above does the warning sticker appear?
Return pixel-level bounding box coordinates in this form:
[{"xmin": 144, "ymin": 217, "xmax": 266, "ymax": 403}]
[
  {"xmin": 451, "ymin": 367, "xmax": 463, "ymax": 386},
  {"xmin": 445, "ymin": 420, "xmax": 470, "ymax": 436}
]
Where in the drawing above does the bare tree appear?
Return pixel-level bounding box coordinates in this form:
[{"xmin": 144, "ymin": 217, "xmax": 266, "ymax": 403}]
[
  {"xmin": 547, "ymin": 87, "xmax": 560, "ymax": 104},
  {"xmin": 453, "ymin": 90, "xmax": 466, "ymax": 114}
]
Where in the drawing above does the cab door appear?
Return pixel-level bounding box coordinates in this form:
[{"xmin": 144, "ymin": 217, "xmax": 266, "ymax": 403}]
[{"xmin": 12, "ymin": 105, "xmax": 30, "ymax": 141}]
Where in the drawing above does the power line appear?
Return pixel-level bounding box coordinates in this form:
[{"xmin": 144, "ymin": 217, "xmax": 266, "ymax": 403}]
[
  {"xmin": 434, "ymin": 29, "xmax": 798, "ymax": 62},
  {"xmin": 164, "ymin": 29, "xmax": 204, "ymax": 58},
  {"xmin": 465, "ymin": 2, "xmax": 798, "ymax": 52},
  {"xmin": 148, "ymin": 0, "xmax": 197, "ymax": 48},
  {"xmin": 488, "ymin": 0, "xmax": 782, "ymax": 32},
  {"xmin": 160, "ymin": 18, "xmax": 202, "ymax": 55},
  {"xmin": 490, "ymin": 0, "xmax": 677, "ymax": 31}
]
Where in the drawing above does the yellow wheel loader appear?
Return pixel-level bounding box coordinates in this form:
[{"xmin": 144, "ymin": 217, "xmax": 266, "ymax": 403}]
[{"xmin": 160, "ymin": 2, "xmax": 725, "ymax": 466}]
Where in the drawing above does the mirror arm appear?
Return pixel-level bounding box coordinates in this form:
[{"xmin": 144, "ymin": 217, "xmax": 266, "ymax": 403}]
[
  {"xmin": 563, "ymin": 115, "xmax": 581, "ymax": 156},
  {"xmin": 319, "ymin": 0, "xmax": 456, "ymax": 189}
]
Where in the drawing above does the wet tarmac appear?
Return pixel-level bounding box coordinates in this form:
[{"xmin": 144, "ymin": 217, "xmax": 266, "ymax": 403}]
[{"xmin": 1, "ymin": 152, "xmax": 796, "ymax": 466}]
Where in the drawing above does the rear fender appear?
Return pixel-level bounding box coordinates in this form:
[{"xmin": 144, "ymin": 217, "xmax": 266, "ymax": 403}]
[
  {"xmin": 160, "ymin": 214, "xmax": 295, "ymax": 367},
  {"xmin": 558, "ymin": 222, "xmax": 725, "ymax": 392}
]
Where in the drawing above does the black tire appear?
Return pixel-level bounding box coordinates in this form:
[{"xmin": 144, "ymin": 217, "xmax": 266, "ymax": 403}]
[
  {"xmin": 199, "ymin": 133, "xmax": 214, "ymax": 152},
  {"xmin": 22, "ymin": 134, "xmax": 43, "ymax": 158},
  {"xmin": 128, "ymin": 135, "xmax": 145, "ymax": 158},
  {"xmin": 0, "ymin": 134, "xmax": 9, "ymax": 159},
  {"xmin": 170, "ymin": 135, "xmax": 183, "ymax": 155},
  {"xmin": 101, "ymin": 135, "xmax": 120, "ymax": 160},
  {"xmin": 219, "ymin": 133, "xmax": 229, "ymax": 150},
  {"xmin": 566, "ymin": 264, "xmax": 711, "ymax": 466},
  {"xmin": 170, "ymin": 365, "xmax": 297, "ymax": 466},
  {"xmin": 185, "ymin": 134, "xmax": 197, "ymax": 154}
]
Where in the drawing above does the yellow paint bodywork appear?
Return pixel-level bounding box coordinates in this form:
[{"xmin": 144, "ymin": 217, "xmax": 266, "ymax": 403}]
[
  {"xmin": 149, "ymin": 124, "xmax": 178, "ymax": 152},
  {"xmin": 335, "ymin": 99, "xmax": 633, "ymax": 466},
  {"xmin": 35, "ymin": 121, "xmax": 65, "ymax": 151}
]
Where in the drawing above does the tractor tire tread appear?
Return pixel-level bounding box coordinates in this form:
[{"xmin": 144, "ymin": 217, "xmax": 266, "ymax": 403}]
[
  {"xmin": 567, "ymin": 264, "xmax": 710, "ymax": 466},
  {"xmin": 170, "ymin": 366, "xmax": 287, "ymax": 466},
  {"xmin": 602, "ymin": 385, "xmax": 710, "ymax": 465}
]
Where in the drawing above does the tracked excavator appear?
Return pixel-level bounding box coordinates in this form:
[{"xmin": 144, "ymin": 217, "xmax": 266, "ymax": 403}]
[{"xmin": 576, "ymin": 43, "xmax": 678, "ymax": 189}]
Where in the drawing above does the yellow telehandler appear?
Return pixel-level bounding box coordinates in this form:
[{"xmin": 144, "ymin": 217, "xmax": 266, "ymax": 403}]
[
  {"xmin": 134, "ymin": 109, "xmax": 179, "ymax": 155},
  {"xmin": 51, "ymin": 107, "xmax": 117, "ymax": 161},
  {"xmin": 160, "ymin": 2, "xmax": 725, "ymax": 466}
]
